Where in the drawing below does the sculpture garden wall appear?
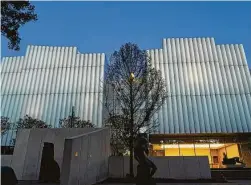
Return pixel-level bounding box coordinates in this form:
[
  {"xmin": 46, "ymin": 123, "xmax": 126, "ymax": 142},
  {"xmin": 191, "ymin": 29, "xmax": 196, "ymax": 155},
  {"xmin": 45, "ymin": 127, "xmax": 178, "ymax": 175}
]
[
  {"xmin": 61, "ymin": 128, "xmax": 110, "ymax": 185},
  {"xmin": 1, "ymin": 128, "xmax": 97, "ymax": 180},
  {"xmin": 109, "ymin": 156, "xmax": 211, "ymax": 179}
]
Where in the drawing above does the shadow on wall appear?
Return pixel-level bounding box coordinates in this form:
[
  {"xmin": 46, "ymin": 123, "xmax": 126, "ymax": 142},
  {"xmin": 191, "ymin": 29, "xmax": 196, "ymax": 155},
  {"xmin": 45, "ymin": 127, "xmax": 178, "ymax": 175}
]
[{"xmin": 39, "ymin": 142, "xmax": 60, "ymax": 183}]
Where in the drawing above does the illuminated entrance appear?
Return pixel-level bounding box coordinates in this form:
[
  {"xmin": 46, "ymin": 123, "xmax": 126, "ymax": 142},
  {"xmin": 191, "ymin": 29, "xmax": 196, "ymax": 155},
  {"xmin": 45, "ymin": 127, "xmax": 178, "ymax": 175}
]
[{"xmin": 149, "ymin": 133, "xmax": 251, "ymax": 168}]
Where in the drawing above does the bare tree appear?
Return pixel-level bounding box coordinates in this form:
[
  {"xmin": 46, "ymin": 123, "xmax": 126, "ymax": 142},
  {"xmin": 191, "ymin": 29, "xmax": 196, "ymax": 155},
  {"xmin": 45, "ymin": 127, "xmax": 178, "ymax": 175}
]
[
  {"xmin": 105, "ymin": 115, "xmax": 130, "ymax": 156},
  {"xmin": 59, "ymin": 106, "xmax": 94, "ymax": 128},
  {"xmin": 103, "ymin": 43, "xmax": 168, "ymax": 177}
]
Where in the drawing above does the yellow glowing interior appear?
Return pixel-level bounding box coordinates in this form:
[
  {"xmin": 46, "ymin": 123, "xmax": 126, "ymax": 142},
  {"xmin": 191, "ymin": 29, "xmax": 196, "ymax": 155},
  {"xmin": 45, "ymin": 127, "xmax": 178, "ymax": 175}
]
[
  {"xmin": 152, "ymin": 143, "xmax": 240, "ymax": 168},
  {"xmin": 160, "ymin": 144, "xmax": 225, "ymax": 149}
]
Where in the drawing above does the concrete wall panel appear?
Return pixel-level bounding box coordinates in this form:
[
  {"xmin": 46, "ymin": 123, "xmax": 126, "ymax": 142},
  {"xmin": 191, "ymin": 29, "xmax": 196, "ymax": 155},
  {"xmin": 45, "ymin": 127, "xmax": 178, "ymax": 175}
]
[
  {"xmin": 122, "ymin": 156, "xmax": 138, "ymax": 178},
  {"xmin": 53, "ymin": 128, "xmax": 72, "ymax": 168},
  {"xmin": 68, "ymin": 138, "xmax": 82, "ymax": 185},
  {"xmin": 61, "ymin": 128, "xmax": 110, "ymax": 185},
  {"xmin": 22, "ymin": 129, "xmax": 47, "ymax": 180},
  {"xmin": 108, "ymin": 156, "xmax": 211, "ymax": 180},
  {"xmin": 183, "ymin": 157, "xmax": 200, "ymax": 179},
  {"xmin": 167, "ymin": 156, "xmax": 185, "ymax": 179},
  {"xmin": 11, "ymin": 129, "xmax": 31, "ymax": 179},
  {"xmin": 8, "ymin": 128, "xmax": 99, "ymax": 181},
  {"xmin": 78, "ymin": 136, "xmax": 89, "ymax": 185},
  {"xmin": 1, "ymin": 155, "xmax": 13, "ymax": 167},
  {"xmin": 198, "ymin": 156, "xmax": 211, "ymax": 179},
  {"xmin": 60, "ymin": 139, "xmax": 72, "ymax": 185},
  {"xmin": 108, "ymin": 157, "xmax": 124, "ymax": 178},
  {"xmin": 86, "ymin": 134, "xmax": 99, "ymax": 184},
  {"xmin": 150, "ymin": 157, "xmax": 170, "ymax": 178},
  {"xmin": 43, "ymin": 129, "xmax": 56, "ymax": 143}
]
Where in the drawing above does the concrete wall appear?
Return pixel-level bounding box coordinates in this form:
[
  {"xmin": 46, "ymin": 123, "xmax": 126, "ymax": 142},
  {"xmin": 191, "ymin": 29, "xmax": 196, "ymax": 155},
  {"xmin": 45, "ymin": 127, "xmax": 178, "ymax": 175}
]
[
  {"xmin": 1, "ymin": 155, "xmax": 13, "ymax": 167},
  {"xmin": 109, "ymin": 156, "xmax": 211, "ymax": 179},
  {"xmin": 5, "ymin": 128, "xmax": 97, "ymax": 180},
  {"xmin": 61, "ymin": 128, "xmax": 110, "ymax": 185}
]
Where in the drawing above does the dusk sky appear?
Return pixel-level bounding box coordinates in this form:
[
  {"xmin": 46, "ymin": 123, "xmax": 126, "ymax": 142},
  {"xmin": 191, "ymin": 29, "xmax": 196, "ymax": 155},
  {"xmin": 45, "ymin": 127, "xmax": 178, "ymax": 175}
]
[{"xmin": 1, "ymin": 2, "xmax": 251, "ymax": 67}]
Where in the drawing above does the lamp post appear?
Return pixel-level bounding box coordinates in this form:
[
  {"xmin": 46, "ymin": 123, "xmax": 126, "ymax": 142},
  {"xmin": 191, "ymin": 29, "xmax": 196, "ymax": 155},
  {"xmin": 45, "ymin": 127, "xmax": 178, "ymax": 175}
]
[
  {"xmin": 128, "ymin": 72, "xmax": 135, "ymax": 177},
  {"xmin": 70, "ymin": 106, "xmax": 75, "ymax": 128}
]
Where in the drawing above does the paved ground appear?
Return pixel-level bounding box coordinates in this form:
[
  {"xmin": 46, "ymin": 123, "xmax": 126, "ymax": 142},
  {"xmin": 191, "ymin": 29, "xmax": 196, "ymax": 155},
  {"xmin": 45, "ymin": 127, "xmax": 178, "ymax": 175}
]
[
  {"xmin": 227, "ymin": 180, "xmax": 251, "ymax": 185},
  {"xmin": 18, "ymin": 184, "xmax": 251, "ymax": 185},
  {"xmin": 17, "ymin": 180, "xmax": 251, "ymax": 185},
  {"xmin": 99, "ymin": 180, "xmax": 251, "ymax": 185},
  {"xmin": 99, "ymin": 183, "xmax": 251, "ymax": 185},
  {"xmin": 18, "ymin": 182, "xmax": 251, "ymax": 185}
]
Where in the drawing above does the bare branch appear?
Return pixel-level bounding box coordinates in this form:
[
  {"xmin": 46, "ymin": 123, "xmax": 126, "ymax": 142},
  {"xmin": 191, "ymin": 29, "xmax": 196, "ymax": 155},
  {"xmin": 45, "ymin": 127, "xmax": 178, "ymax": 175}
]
[{"xmin": 102, "ymin": 43, "xmax": 168, "ymax": 157}]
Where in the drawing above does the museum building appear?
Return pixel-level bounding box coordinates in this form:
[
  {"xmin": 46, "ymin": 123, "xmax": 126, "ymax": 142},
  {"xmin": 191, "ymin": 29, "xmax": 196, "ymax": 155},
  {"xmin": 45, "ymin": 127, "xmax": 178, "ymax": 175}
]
[
  {"xmin": 146, "ymin": 38, "xmax": 251, "ymax": 168},
  {"xmin": 1, "ymin": 37, "xmax": 251, "ymax": 168}
]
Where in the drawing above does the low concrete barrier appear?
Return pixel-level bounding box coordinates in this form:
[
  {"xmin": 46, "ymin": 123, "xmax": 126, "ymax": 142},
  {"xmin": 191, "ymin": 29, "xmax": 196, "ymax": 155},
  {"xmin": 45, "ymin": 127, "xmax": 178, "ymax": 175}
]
[
  {"xmin": 108, "ymin": 156, "xmax": 211, "ymax": 179},
  {"xmin": 4, "ymin": 128, "xmax": 97, "ymax": 180},
  {"xmin": 1, "ymin": 155, "xmax": 13, "ymax": 167},
  {"xmin": 61, "ymin": 127, "xmax": 110, "ymax": 185}
]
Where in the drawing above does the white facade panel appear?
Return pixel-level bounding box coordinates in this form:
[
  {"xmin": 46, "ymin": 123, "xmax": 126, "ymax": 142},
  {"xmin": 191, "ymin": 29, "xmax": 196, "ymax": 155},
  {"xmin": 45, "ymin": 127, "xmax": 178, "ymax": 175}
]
[
  {"xmin": 221, "ymin": 46, "xmax": 238, "ymax": 132},
  {"xmin": 165, "ymin": 39, "xmax": 174, "ymax": 133},
  {"xmin": 176, "ymin": 40, "xmax": 185, "ymax": 133},
  {"xmin": 145, "ymin": 37, "xmax": 251, "ymax": 134},
  {"xmin": 81, "ymin": 55, "xmax": 87, "ymax": 92},
  {"xmin": 1, "ymin": 37, "xmax": 251, "ymax": 144},
  {"xmin": 239, "ymin": 45, "xmax": 251, "ymax": 91},
  {"xmin": 1, "ymin": 45, "xmax": 105, "ymax": 145},
  {"xmin": 162, "ymin": 40, "xmax": 169, "ymax": 133},
  {"xmin": 159, "ymin": 49, "xmax": 168, "ymax": 134}
]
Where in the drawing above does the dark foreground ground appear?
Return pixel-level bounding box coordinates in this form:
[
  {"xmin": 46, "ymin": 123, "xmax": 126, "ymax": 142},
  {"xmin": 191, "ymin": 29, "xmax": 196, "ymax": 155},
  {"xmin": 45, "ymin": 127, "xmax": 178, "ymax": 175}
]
[
  {"xmin": 17, "ymin": 180, "xmax": 251, "ymax": 185},
  {"xmin": 98, "ymin": 178, "xmax": 226, "ymax": 183}
]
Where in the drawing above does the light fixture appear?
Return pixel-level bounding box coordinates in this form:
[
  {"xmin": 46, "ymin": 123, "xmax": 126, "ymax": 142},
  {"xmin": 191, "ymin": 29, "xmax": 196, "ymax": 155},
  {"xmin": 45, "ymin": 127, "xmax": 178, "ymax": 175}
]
[
  {"xmin": 129, "ymin": 72, "xmax": 135, "ymax": 82},
  {"xmin": 160, "ymin": 143, "xmax": 225, "ymax": 149}
]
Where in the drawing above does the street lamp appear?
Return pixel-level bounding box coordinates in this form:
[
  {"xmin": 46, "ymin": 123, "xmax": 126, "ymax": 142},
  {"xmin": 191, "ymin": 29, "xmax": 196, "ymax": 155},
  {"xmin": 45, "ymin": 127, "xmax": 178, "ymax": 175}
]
[{"xmin": 129, "ymin": 72, "xmax": 134, "ymax": 177}]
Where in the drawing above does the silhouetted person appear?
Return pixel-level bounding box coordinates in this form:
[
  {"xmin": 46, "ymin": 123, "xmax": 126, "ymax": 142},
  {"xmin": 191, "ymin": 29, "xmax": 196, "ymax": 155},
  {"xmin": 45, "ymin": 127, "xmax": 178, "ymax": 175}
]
[{"xmin": 134, "ymin": 134, "xmax": 157, "ymax": 185}]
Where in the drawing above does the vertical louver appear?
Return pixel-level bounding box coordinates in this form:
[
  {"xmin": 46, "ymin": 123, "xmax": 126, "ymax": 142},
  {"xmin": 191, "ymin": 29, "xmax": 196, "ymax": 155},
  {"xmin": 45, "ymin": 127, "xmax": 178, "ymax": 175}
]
[
  {"xmin": 1, "ymin": 46, "xmax": 105, "ymax": 145},
  {"xmin": 147, "ymin": 38, "xmax": 251, "ymax": 134},
  {"xmin": 1, "ymin": 37, "xmax": 251, "ymax": 145}
]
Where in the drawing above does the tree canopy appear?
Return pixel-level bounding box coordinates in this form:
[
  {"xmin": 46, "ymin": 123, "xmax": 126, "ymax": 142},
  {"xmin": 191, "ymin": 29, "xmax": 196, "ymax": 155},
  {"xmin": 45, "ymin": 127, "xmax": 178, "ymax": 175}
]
[
  {"xmin": 59, "ymin": 107, "xmax": 94, "ymax": 128},
  {"xmin": 16, "ymin": 115, "xmax": 51, "ymax": 129},
  {"xmin": 1, "ymin": 1, "xmax": 38, "ymax": 50},
  {"xmin": 59, "ymin": 117, "xmax": 94, "ymax": 128},
  {"xmin": 1, "ymin": 116, "xmax": 12, "ymax": 135}
]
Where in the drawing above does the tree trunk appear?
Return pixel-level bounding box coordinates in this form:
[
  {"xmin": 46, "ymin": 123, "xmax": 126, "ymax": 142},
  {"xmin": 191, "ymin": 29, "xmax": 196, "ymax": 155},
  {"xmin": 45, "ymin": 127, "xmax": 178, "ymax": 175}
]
[
  {"xmin": 129, "ymin": 136, "xmax": 134, "ymax": 177},
  {"xmin": 129, "ymin": 82, "xmax": 134, "ymax": 177}
]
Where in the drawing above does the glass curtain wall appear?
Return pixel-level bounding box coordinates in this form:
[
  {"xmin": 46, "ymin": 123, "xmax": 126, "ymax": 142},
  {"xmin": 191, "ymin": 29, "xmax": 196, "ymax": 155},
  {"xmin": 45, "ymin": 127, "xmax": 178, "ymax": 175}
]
[{"xmin": 151, "ymin": 137, "xmax": 246, "ymax": 168}]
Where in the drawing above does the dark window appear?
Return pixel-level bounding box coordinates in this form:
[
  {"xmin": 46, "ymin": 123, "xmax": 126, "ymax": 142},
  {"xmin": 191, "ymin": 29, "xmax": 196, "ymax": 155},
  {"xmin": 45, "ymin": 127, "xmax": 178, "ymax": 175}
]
[{"xmin": 1, "ymin": 146, "xmax": 14, "ymax": 155}]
